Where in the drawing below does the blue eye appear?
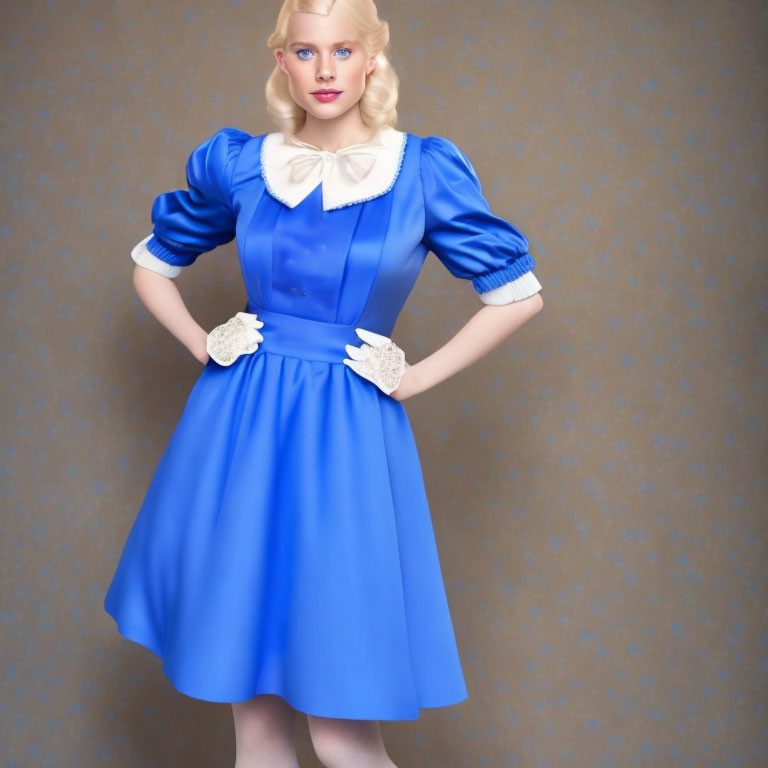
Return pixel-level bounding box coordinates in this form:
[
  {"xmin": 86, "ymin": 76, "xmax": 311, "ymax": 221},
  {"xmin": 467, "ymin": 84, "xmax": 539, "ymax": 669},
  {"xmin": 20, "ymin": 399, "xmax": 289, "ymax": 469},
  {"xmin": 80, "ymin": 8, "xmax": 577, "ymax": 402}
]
[{"xmin": 294, "ymin": 47, "xmax": 352, "ymax": 60}]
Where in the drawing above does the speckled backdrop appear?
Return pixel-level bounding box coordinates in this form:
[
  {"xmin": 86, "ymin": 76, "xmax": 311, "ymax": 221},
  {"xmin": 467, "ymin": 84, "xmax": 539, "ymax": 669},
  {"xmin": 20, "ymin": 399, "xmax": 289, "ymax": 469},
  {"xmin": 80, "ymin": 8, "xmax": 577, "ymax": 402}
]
[{"xmin": 2, "ymin": 0, "xmax": 767, "ymax": 766}]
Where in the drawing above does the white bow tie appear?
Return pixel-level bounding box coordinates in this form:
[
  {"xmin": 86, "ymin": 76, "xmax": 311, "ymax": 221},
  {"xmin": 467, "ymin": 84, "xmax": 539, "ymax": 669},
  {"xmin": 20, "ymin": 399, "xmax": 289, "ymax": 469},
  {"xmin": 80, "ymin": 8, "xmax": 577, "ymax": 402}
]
[
  {"xmin": 286, "ymin": 137, "xmax": 384, "ymax": 184},
  {"xmin": 260, "ymin": 128, "xmax": 407, "ymax": 211}
]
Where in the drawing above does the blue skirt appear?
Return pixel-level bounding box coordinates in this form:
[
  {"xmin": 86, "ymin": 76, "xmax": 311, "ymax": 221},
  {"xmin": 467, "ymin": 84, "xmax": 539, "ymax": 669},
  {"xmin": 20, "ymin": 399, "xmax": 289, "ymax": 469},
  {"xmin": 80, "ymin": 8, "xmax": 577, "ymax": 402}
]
[{"xmin": 104, "ymin": 306, "xmax": 468, "ymax": 720}]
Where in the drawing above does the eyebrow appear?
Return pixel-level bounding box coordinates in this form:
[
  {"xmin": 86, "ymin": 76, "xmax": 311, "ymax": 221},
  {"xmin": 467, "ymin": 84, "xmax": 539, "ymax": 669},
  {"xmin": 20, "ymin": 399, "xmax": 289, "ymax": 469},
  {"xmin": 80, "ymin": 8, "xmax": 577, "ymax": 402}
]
[{"xmin": 288, "ymin": 40, "xmax": 358, "ymax": 48}]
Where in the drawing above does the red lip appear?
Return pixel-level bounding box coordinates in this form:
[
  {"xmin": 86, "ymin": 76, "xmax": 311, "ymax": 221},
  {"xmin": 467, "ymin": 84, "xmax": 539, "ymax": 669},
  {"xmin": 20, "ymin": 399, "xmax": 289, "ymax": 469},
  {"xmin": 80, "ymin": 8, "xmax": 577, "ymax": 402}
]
[{"xmin": 311, "ymin": 89, "xmax": 342, "ymax": 94}]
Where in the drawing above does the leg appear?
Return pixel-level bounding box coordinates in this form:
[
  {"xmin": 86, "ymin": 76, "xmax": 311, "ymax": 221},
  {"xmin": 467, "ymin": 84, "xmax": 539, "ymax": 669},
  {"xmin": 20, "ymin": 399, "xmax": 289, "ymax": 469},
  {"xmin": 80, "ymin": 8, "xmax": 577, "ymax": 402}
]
[
  {"xmin": 231, "ymin": 693, "xmax": 299, "ymax": 768},
  {"xmin": 307, "ymin": 714, "xmax": 398, "ymax": 768}
]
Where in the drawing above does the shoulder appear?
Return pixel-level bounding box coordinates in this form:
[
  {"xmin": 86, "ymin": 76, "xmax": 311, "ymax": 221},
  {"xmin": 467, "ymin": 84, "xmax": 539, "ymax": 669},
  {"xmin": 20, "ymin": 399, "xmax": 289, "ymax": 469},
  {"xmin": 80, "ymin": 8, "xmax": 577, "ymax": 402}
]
[
  {"xmin": 417, "ymin": 134, "xmax": 475, "ymax": 176},
  {"xmin": 193, "ymin": 126, "xmax": 255, "ymax": 158},
  {"xmin": 418, "ymin": 134, "xmax": 469, "ymax": 159},
  {"xmin": 188, "ymin": 126, "xmax": 254, "ymax": 176},
  {"xmin": 415, "ymin": 133, "xmax": 479, "ymax": 190},
  {"xmin": 211, "ymin": 125, "xmax": 253, "ymax": 144},
  {"xmin": 183, "ymin": 126, "xmax": 259, "ymax": 201}
]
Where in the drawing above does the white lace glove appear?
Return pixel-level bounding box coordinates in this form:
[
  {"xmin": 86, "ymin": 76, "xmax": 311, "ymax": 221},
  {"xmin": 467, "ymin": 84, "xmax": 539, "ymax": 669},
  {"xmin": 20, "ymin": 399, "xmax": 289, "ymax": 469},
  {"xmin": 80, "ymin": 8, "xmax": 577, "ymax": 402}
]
[
  {"xmin": 343, "ymin": 327, "xmax": 406, "ymax": 395},
  {"xmin": 206, "ymin": 311, "xmax": 265, "ymax": 366}
]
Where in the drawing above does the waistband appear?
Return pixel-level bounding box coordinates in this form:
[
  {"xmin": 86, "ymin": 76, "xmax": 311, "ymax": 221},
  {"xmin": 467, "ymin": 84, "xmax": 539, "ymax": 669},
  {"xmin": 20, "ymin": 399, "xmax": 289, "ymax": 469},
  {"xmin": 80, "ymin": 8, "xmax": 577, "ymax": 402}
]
[{"xmin": 245, "ymin": 305, "xmax": 364, "ymax": 363}]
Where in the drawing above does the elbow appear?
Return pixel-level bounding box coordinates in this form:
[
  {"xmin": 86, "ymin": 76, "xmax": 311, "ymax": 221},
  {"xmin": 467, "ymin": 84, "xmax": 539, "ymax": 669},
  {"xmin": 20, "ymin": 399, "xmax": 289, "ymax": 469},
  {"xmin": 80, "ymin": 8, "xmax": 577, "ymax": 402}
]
[
  {"xmin": 518, "ymin": 290, "xmax": 543, "ymax": 315},
  {"xmin": 517, "ymin": 290, "xmax": 543, "ymax": 325}
]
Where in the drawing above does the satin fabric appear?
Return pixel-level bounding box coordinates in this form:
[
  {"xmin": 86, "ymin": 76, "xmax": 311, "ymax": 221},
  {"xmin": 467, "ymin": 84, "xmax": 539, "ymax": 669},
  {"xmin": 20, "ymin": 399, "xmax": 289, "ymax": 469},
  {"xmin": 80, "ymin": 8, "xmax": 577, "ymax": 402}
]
[{"xmin": 105, "ymin": 126, "xmax": 535, "ymax": 719}]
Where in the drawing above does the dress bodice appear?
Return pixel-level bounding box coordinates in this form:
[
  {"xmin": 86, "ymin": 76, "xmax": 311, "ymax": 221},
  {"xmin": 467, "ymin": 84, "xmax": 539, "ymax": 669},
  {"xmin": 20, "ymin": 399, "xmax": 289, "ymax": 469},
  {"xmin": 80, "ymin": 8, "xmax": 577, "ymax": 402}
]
[{"xmin": 131, "ymin": 126, "xmax": 542, "ymax": 337}]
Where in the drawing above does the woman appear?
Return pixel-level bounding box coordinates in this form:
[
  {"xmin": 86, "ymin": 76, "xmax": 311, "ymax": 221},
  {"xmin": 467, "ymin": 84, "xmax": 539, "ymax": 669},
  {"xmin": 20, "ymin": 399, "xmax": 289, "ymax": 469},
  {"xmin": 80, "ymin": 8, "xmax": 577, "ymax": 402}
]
[{"xmin": 104, "ymin": 0, "xmax": 544, "ymax": 765}]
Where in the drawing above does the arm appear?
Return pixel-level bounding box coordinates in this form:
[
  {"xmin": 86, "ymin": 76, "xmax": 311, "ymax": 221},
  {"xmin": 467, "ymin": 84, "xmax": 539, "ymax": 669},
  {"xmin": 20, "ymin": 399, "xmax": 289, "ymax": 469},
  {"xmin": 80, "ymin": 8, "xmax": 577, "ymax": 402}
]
[
  {"xmin": 128, "ymin": 128, "xmax": 251, "ymax": 365},
  {"xmin": 393, "ymin": 134, "xmax": 545, "ymax": 401},
  {"xmin": 132, "ymin": 265, "xmax": 209, "ymax": 365},
  {"xmin": 391, "ymin": 291, "xmax": 543, "ymax": 401}
]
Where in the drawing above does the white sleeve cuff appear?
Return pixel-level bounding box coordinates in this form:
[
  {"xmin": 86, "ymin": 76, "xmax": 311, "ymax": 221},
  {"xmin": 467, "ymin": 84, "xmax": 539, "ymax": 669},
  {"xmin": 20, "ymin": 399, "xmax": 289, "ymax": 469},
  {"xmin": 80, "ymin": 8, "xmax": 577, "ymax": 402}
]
[
  {"xmin": 478, "ymin": 270, "xmax": 542, "ymax": 304},
  {"xmin": 130, "ymin": 234, "xmax": 183, "ymax": 278}
]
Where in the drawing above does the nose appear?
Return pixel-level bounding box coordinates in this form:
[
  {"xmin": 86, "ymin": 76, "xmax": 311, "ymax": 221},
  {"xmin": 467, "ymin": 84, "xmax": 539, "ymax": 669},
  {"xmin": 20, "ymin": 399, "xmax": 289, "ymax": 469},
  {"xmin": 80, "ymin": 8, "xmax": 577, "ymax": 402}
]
[{"xmin": 316, "ymin": 54, "xmax": 335, "ymax": 81}]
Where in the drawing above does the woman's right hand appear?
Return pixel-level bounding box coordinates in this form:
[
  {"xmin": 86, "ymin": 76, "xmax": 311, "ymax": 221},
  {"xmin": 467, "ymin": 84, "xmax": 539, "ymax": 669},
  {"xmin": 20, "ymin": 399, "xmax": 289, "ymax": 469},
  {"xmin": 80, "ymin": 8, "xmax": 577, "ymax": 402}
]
[{"xmin": 205, "ymin": 311, "xmax": 265, "ymax": 366}]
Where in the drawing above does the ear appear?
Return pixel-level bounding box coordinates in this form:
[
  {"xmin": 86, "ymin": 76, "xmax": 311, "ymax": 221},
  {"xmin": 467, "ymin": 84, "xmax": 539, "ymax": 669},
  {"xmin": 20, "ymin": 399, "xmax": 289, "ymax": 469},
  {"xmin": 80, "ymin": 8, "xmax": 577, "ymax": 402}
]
[
  {"xmin": 366, "ymin": 54, "xmax": 377, "ymax": 77},
  {"xmin": 275, "ymin": 48, "xmax": 287, "ymax": 74}
]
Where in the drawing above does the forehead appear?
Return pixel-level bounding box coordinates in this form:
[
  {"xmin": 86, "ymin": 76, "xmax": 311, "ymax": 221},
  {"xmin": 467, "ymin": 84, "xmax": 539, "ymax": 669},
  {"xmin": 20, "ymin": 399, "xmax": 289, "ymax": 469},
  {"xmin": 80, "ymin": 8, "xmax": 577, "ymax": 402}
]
[{"xmin": 285, "ymin": 9, "xmax": 360, "ymax": 45}]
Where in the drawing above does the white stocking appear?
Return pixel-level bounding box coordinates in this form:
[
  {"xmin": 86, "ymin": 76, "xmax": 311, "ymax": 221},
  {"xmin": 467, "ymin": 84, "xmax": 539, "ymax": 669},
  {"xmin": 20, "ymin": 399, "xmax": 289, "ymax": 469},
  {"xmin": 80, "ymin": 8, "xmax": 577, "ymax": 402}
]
[
  {"xmin": 231, "ymin": 694, "xmax": 299, "ymax": 768},
  {"xmin": 307, "ymin": 715, "xmax": 398, "ymax": 768}
]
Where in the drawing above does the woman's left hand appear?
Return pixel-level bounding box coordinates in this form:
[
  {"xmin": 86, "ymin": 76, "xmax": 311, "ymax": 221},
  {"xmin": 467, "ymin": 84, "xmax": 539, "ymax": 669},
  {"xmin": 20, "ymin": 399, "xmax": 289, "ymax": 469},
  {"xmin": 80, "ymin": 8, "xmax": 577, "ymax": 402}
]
[{"xmin": 343, "ymin": 327, "xmax": 410, "ymax": 397}]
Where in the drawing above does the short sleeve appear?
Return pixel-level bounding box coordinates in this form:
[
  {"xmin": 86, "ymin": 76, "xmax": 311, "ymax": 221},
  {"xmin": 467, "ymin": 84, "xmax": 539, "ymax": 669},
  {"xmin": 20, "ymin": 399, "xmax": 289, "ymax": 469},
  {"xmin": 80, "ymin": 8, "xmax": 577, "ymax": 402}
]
[
  {"xmin": 131, "ymin": 126, "xmax": 250, "ymax": 275},
  {"xmin": 420, "ymin": 135, "xmax": 542, "ymax": 304}
]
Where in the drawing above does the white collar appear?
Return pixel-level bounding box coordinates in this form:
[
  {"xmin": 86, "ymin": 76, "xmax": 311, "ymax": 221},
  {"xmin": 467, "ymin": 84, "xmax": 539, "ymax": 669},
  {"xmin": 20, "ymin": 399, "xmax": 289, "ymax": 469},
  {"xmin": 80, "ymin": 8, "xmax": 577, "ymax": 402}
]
[{"xmin": 260, "ymin": 126, "xmax": 408, "ymax": 211}]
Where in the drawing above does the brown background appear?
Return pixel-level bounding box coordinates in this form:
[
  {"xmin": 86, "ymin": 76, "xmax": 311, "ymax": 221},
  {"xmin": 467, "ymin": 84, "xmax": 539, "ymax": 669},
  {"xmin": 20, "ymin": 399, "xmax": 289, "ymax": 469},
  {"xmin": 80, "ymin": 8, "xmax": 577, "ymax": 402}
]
[{"xmin": 2, "ymin": 0, "xmax": 767, "ymax": 766}]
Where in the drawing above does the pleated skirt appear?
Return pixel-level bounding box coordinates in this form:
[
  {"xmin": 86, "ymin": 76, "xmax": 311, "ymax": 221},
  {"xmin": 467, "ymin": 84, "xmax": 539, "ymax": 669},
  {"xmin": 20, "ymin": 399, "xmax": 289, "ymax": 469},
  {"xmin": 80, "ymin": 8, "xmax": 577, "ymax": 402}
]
[{"xmin": 104, "ymin": 305, "xmax": 468, "ymax": 720}]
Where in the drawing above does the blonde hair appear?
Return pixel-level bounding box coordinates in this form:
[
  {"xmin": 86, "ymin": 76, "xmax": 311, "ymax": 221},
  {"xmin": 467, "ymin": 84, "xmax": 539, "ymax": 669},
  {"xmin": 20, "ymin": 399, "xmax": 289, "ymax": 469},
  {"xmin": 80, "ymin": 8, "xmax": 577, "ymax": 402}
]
[{"xmin": 265, "ymin": 0, "xmax": 399, "ymax": 136}]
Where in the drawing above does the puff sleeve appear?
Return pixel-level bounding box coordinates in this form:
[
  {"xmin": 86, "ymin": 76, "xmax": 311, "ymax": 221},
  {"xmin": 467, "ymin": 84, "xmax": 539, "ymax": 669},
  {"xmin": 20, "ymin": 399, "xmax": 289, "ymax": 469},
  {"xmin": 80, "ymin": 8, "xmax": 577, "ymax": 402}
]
[
  {"xmin": 130, "ymin": 126, "xmax": 250, "ymax": 277},
  {"xmin": 420, "ymin": 135, "xmax": 542, "ymax": 304}
]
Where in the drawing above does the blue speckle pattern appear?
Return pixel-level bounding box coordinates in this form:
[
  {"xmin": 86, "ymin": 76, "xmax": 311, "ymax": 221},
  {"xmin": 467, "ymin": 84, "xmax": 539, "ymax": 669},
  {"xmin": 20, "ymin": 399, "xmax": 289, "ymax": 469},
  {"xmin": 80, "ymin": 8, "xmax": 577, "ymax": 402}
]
[{"xmin": 4, "ymin": 0, "xmax": 766, "ymax": 765}]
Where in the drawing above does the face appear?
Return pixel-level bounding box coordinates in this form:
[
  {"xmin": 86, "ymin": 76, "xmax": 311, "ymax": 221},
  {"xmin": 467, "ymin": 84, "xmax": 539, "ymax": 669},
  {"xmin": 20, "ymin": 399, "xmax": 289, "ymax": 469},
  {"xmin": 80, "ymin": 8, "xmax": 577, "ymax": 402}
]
[{"xmin": 275, "ymin": 8, "xmax": 377, "ymax": 123}]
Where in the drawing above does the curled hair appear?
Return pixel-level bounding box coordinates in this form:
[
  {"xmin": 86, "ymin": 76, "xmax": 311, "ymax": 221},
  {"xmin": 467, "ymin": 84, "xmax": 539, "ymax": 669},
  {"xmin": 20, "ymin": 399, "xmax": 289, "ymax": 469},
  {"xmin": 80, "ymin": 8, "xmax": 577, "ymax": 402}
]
[{"xmin": 265, "ymin": 0, "xmax": 399, "ymax": 136}]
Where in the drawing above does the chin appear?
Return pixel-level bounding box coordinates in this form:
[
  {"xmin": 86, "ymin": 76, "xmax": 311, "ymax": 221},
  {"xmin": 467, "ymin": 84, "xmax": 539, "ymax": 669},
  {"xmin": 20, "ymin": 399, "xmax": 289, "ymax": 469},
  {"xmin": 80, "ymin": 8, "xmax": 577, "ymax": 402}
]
[{"xmin": 308, "ymin": 104, "xmax": 349, "ymax": 120}]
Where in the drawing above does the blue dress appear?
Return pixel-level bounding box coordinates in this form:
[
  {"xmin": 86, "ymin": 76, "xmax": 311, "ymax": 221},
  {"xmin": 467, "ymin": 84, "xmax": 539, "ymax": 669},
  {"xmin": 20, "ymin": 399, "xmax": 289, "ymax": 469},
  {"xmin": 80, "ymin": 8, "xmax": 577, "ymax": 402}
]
[{"xmin": 104, "ymin": 126, "xmax": 538, "ymax": 720}]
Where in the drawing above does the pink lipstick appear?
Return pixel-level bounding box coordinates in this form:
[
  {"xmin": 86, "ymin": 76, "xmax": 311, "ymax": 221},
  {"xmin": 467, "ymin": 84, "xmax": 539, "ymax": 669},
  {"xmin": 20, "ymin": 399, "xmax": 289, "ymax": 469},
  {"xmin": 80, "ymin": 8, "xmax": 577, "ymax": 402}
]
[{"xmin": 311, "ymin": 89, "xmax": 342, "ymax": 103}]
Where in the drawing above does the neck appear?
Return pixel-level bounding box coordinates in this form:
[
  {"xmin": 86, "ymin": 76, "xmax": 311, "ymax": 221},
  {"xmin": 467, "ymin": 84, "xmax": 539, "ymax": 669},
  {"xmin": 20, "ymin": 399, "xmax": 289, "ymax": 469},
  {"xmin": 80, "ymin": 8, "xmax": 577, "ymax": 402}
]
[{"xmin": 294, "ymin": 107, "xmax": 378, "ymax": 152}]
